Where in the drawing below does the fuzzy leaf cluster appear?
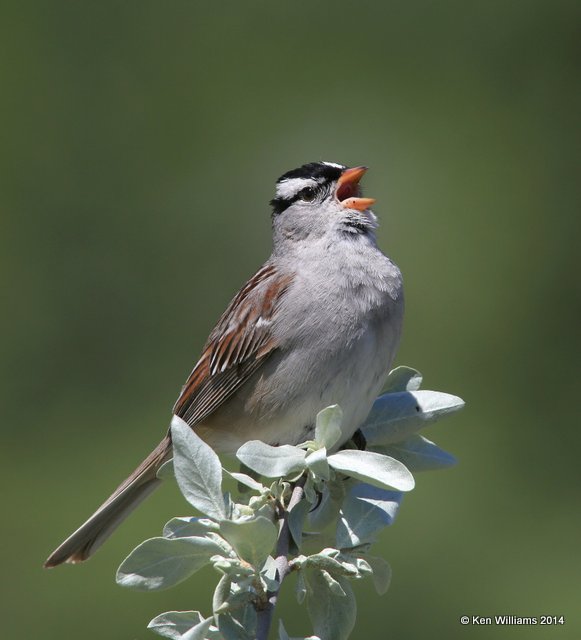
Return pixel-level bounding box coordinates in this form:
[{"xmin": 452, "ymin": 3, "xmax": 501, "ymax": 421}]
[{"xmin": 116, "ymin": 366, "xmax": 463, "ymax": 640}]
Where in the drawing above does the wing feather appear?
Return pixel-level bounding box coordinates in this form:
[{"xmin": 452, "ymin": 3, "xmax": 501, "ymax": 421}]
[{"xmin": 172, "ymin": 264, "xmax": 293, "ymax": 427}]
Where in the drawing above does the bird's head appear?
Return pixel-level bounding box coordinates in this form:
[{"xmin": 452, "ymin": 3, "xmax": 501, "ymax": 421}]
[{"xmin": 270, "ymin": 161, "xmax": 378, "ymax": 244}]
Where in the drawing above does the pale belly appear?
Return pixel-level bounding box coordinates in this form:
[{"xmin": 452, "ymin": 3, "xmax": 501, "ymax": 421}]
[{"xmin": 196, "ymin": 307, "xmax": 401, "ymax": 454}]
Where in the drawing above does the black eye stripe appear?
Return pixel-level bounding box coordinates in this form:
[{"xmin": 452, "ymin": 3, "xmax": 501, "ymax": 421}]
[
  {"xmin": 270, "ymin": 191, "xmax": 303, "ymax": 215},
  {"xmin": 270, "ymin": 182, "xmax": 336, "ymax": 215}
]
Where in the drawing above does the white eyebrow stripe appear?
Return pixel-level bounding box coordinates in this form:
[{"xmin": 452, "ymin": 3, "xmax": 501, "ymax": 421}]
[
  {"xmin": 275, "ymin": 177, "xmax": 318, "ymax": 199},
  {"xmin": 321, "ymin": 161, "xmax": 345, "ymax": 169}
]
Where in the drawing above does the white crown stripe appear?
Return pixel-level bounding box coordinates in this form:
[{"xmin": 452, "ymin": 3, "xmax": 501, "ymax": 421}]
[{"xmin": 275, "ymin": 177, "xmax": 318, "ymax": 200}]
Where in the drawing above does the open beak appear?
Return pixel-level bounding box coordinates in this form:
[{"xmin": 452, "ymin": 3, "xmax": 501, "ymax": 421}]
[{"xmin": 336, "ymin": 166, "xmax": 376, "ymax": 211}]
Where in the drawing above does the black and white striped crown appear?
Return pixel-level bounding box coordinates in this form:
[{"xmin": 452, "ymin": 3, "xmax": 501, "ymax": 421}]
[{"xmin": 271, "ymin": 161, "xmax": 346, "ymax": 215}]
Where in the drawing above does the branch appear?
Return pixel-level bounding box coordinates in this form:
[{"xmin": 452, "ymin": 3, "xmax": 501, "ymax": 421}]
[{"xmin": 256, "ymin": 476, "xmax": 307, "ymax": 640}]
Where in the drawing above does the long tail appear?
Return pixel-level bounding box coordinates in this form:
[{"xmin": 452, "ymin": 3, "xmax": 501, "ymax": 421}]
[{"xmin": 44, "ymin": 435, "xmax": 172, "ymax": 568}]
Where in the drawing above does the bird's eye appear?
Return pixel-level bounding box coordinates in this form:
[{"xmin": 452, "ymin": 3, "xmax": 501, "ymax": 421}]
[{"xmin": 299, "ymin": 187, "xmax": 316, "ymax": 202}]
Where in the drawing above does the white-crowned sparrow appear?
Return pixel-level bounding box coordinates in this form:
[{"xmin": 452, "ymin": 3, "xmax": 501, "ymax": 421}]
[{"xmin": 45, "ymin": 161, "xmax": 404, "ymax": 567}]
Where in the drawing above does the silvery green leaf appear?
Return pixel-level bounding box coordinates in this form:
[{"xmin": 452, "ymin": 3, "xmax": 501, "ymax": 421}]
[
  {"xmin": 222, "ymin": 492, "xmax": 235, "ymax": 520},
  {"xmin": 291, "ymin": 554, "xmax": 307, "ymax": 569},
  {"xmin": 308, "ymin": 480, "xmax": 347, "ymax": 530},
  {"xmin": 116, "ymin": 536, "xmax": 224, "ymax": 591},
  {"xmin": 211, "ymin": 556, "xmax": 232, "ymax": 572},
  {"xmin": 181, "ymin": 616, "xmax": 214, "ymax": 640},
  {"xmin": 226, "ymin": 470, "xmax": 266, "ymax": 492},
  {"xmin": 279, "ymin": 621, "xmax": 321, "ymax": 640},
  {"xmin": 156, "ymin": 459, "xmax": 175, "ymax": 480},
  {"xmin": 314, "ymin": 405, "xmax": 343, "ymax": 450},
  {"xmin": 320, "ymin": 569, "xmax": 346, "ymax": 596},
  {"xmin": 383, "ymin": 366, "xmax": 423, "ymax": 392},
  {"xmin": 362, "ymin": 390, "xmax": 465, "ymax": 446},
  {"xmin": 262, "ymin": 554, "xmax": 278, "ymax": 577},
  {"xmin": 226, "ymin": 585, "xmax": 255, "ymax": 609},
  {"xmin": 171, "ymin": 416, "xmax": 226, "ymax": 520},
  {"xmin": 301, "ymin": 531, "xmax": 336, "ymax": 557},
  {"xmin": 374, "ymin": 434, "xmax": 457, "ymax": 471},
  {"xmin": 212, "ymin": 556, "xmax": 254, "ymax": 577},
  {"xmin": 261, "ymin": 555, "xmax": 280, "ymax": 591},
  {"xmin": 220, "ymin": 516, "xmax": 277, "ymax": 567},
  {"xmin": 230, "ymin": 601, "xmax": 257, "ymax": 637},
  {"xmin": 255, "ymin": 501, "xmax": 276, "ymax": 522},
  {"xmin": 366, "ymin": 555, "xmax": 392, "ymax": 595},
  {"xmin": 279, "ymin": 620, "xmax": 291, "ymax": 640},
  {"xmin": 306, "ymin": 447, "xmax": 330, "ymax": 480},
  {"xmin": 306, "ymin": 569, "xmax": 356, "ymax": 640},
  {"xmin": 212, "ymin": 574, "xmax": 232, "ymax": 613},
  {"xmin": 327, "ymin": 449, "xmax": 414, "ymax": 491},
  {"xmin": 217, "ymin": 613, "xmax": 253, "ymax": 640},
  {"xmin": 303, "ymin": 474, "xmax": 317, "ymax": 504},
  {"xmin": 207, "ymin": 532, "xmax": 238, "ymax": 556},
  {"xmin": 232, "ymin": 503, "xmax": 255, "ymax": 520},
  {"xmin": 163, "ymin": 517, "xmax": 220, "ymax": 539},
  {"xmin": 148, "ymin": 610, "xmax": 204, "ymax": 639},
  {"xmin": 296, "ymin": 569, "xmax": 307, "ymax": 604},
  {"xmin": 331, "ymin": 552, "xmax": 357, "ymax": 575},
  {"xmin": 305, "ymin": 551, "xmax": 357, "ymax": 577},
  {"xmin": 336, "ymin": 484, "xmax": 403, "ymax": 548},
  {"xmin": 236, "ymin": 441, "xmax": 307, "ymax": 477},
  {"xmin": 289, "ymin": 496, "xmax": 310, "ymax": 548},
  {"xmin": 355, "ymin": 557, "xmax": 373, "ymax": 576}
]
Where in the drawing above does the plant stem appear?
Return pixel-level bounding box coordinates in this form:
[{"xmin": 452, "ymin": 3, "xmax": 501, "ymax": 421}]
[{"xmin": 256, "ymin": 476, "xmax": 306, "ymax": 640}]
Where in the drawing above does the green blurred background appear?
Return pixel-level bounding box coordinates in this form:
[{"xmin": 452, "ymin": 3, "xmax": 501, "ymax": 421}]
[{"xmin": 1, "ymin": 1, "xmax": 579, "ymax": 638}]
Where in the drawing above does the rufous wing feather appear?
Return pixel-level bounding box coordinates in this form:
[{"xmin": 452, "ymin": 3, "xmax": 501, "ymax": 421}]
[{"xmin": 173, "ymin": 264, "xmax": 293, "ymax": 426}]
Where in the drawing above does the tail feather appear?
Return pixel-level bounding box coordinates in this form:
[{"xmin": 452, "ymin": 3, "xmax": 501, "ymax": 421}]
[{"xmin": 44, "ymin": 435, "xmax": 172, "ymax": 568}]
